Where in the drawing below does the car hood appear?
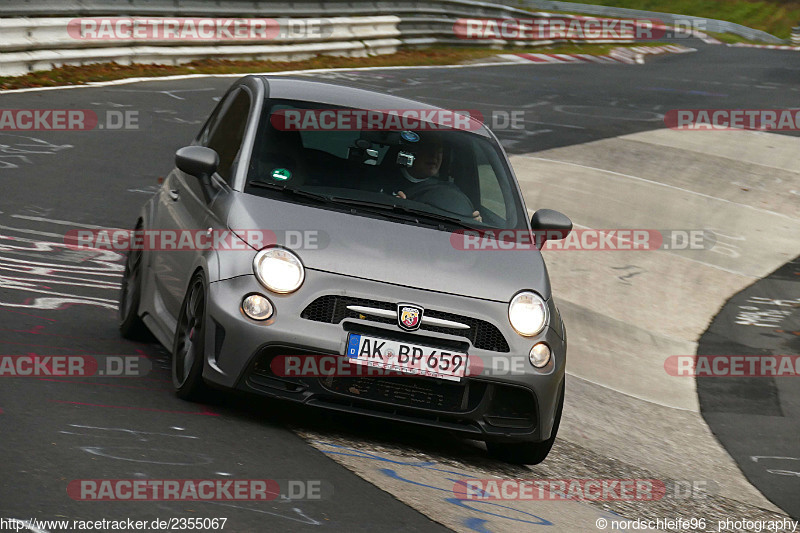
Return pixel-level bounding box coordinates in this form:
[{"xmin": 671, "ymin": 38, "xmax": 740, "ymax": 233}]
[{"xmin": 225, "ymin": 194, "xmax": 550, "ymax": 302}]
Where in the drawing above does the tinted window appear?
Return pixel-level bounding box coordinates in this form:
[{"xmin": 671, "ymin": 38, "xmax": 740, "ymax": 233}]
[
  {"xmin": 245, "ymin": 100, "xmax": 525, "ymax": 230},
  {"xmin": 196, "ymin": 94, "xmax": 226, "ymax": 146},
  {"xmin": 206, "ymin": 90, "xmax": 251, "ymax": 183},
  {"xmin": 475, "ymin": 139, "xmax": 508, "ymax": 220}
]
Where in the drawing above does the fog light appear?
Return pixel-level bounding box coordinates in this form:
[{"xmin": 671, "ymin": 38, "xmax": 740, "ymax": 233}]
[
  {"xmin": 529, "ymin": 343, "xmax": 551, "ymax": 368},
  {"xmin": 242, "ymin": 294, "xmax": 273, "ymax": 321}
]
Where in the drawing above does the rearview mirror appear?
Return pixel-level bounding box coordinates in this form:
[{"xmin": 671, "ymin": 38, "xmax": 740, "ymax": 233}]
[
  {"xmin": 530, "ymin": 209, "xmax": 572, "ymax": 241},
  {"xmin": 175, "ymin": 146, "xmax": 219, "ymax": 178}
]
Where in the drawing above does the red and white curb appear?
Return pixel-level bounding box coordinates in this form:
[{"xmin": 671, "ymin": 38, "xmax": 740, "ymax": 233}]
[
  {"xmin": 609, "ymin": 44, "xmax": 696, "ymax": 63},
  {"xmin": 499, "ymin": 53, "xmax": 618, "ymax": 64},
  {"xmin": 649, "ymin": 24, "xmax": 721, "ymax": 45},
  {"xmin": 499, "ymin": 44, "xmax": 695, "ymax": 65},
  {"xmin": 728, "ymin": 42, "xmax": 800, "ymax": 51}
]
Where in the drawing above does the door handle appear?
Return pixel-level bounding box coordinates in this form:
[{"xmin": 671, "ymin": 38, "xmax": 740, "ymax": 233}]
[{"xmin": 167, "ymin": 189, "xmax": 180, "ymax": 201}]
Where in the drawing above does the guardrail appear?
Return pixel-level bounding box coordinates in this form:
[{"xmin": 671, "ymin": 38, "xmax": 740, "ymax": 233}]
[
  {"xmin": 0, "ymin": 0, "xmax": 584, "ymax": 77},
  {"xmin": 0, "ymin": 16, "xmax": 407, "ymax": 76},
  {"xmin": 0, "ymin": 0, "xmax": 526, "ymax": 18},
  {"xmin": 0, "ymin": 0, "xmax": 730, "ymax": 77},
  {"xmin": 496, "ymin": 0, "xmax": 785, "ymax": 44},
  {"xmin": 793, "ymin": 26, "xmax": 800, "ymax": 45},
  {"xmin": 0, "ymin": 16, "xmax": 405, "ymax": 52}
]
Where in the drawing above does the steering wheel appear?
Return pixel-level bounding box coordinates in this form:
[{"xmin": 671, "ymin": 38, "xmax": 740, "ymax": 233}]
[{"xmin": 402, "ymin": 179, "xmax": 476, "ymax": 218}]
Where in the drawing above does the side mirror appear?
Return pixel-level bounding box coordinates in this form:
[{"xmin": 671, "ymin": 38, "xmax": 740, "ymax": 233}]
[
  {"xmin": 175, "ymin": 146, "xmax": 219, "ymax": 178},
  {"xmin": 531, "ymin": 209, "xmax": 572, "ymax": 241}
]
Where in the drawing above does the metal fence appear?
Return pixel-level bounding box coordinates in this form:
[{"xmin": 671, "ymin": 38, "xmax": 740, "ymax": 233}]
[
  {"xmin": 496, "ymin": 0, "xmax": 785, "ymax": 43},
  {"xmin": 0, "ymin": 0, "xmax": 565, "ymax": 76},
  {"xmin": 0, "ymin": 0, "xmax": 783, "ymax": 43},
  {"xmin": 0, "ymin": 16, "xmax": 408, "ymax": 76},
  {"xmin": 0, "ymin": 0, "xmax": 536, "ymax": 18},
  {"xmin": 0, "ymin": 0, "xmax": 781, "ymax": 77}
]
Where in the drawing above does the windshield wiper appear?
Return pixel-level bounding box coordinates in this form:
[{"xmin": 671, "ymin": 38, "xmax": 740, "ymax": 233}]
[
  {"xmin": 326, "ymin": 197, "xmax": 478, "ymax": 230},
  {"xmin": 247, "ymin": 181, "xmax": 331, "ymax": 203},
  {"xmin": 247, "ymin": 182, "xmax": 477, "ymax": 229}
]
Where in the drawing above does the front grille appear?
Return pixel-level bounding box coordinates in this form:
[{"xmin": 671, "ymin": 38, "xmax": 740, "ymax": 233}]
[
  {"xmin": 245, "ymin": 346, "xmax": 537, "ymax": 433},
  {"xmin": 319, "ymin": 375, "xmax": 487, "ymax": 412},
  {"xmin": 301, "ymin": 295, "xmax": 510, "ymax": 352},
  {"xmin": 484, "ymin": 385, "xmax": 537, "ymax": 428}
]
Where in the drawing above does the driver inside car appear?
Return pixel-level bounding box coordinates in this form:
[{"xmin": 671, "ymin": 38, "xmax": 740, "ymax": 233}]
[{"xmin": 388, "ymin": 132, "xmax": 482, "ymax": 222}]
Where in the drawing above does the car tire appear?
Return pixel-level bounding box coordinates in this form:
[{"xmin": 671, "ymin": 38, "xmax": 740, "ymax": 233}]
[
  {"xmin": 118, "ymin": 223, "xmax": 150, "ymax": 340},
  {"xmin": 487, "ymin": 382, "xmax": 564, "ymax": 465},
  {"xmin": 172, "ymin": 272, "xmax": 210, "ymax": 401}
]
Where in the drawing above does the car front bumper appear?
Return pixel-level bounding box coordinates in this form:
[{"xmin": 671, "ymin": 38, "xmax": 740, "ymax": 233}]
[{"xmin": 202, "ymin": 270, "xmax": 566, "ymax": 444}]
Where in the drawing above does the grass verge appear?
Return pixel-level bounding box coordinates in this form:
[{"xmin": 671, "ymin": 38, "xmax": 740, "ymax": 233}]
[
  {"xmin": 531, "ymin": 0, "xmax": 800, "ymax": 39},
  {"xmin": 0, "ymin": 44, "xmax": 676, "ymax": 91}
]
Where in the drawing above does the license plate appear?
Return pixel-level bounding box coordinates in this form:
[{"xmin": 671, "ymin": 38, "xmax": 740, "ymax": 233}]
[{"xmin": 346, "ymin": 333, "xmax": 467, "ymax": 381}]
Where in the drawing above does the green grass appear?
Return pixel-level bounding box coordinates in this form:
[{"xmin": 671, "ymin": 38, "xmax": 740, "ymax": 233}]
[
  {"xmin": 0, "ymin": 44, "xmax": 669, "ymax": 91},
  {"xmin": 544, "ymin": 0, "xmax": 800, "ymax": 39},
  {"xmin": 705, "ymin": 30, "xmax": 763, "ymax": 44}
]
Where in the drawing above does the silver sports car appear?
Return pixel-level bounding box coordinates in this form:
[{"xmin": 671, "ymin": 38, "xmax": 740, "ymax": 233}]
[{"xmin": 119, "ymin": 75, "xmax": 572, "ymax": 464}]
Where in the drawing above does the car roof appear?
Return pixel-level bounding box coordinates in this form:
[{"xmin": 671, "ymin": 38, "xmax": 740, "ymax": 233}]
[{"xmin": 255, "ymin": 76, "xmax": 492, "ymax": 138}]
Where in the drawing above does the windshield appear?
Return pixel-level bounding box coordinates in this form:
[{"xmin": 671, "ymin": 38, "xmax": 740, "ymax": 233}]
[{"xmin": 244, "ymin": 100, "xmax": 528, "ymax": 230}]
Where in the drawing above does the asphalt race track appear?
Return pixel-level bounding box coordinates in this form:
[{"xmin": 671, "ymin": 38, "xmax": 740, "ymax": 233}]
[
  {"xmin": 0, "ymin": 39, "xmax": 799, "ymax": 532},
  {"xmin": 697, "ymin": 254, "xmax": 800, "ymax": 518}
]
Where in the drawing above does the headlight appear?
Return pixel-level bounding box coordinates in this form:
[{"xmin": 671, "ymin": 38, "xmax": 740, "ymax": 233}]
[
  {"xmin": 253, "ymin": 247, "xmax": 305, "ymax": 294},
  {"xmin": 508, "ymin": 291, "xmax": 548, "ymax": 336},
  {"xmin": 242, "ymin": 294, "xmax": 273, "ymax": 320},
  {"xmin": 529, "ymin": 343, "xmax": 551, "ymax": 368}
]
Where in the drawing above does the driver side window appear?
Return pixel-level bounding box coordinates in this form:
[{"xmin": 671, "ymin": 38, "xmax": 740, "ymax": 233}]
[
  {"xmin": 197, "ymin": 89, "xmax": 251, "ymax": 185},
  {"xmin": 206, "ymin": 90, "xmax": 251, "ymax": 184}
]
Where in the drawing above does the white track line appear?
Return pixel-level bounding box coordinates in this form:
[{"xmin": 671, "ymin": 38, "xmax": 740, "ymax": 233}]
[
  {"xmin": 0, "ymin": 224, "xmax": 64, "ymax": 239},
  {"xmin": 566, "ymin": 372, "xmax": 696, "ymax": 412},
  {"xmin": 562, "ymin": 221, "xmax": 758, "ymax": 278},
  {"xmin": 0, "ymin": 61, "xmax": 527, "ymax": 95},
  {"xmin": 522, "ymin": 156, "xmax": 800, "ymax": 222},
  {"xmin": 10, "ymin": 215, "xmax": 109, "ymax": 229},
  {"xmin": 0, "ymin": 47, "xmax": 695, "ymax": 96}
]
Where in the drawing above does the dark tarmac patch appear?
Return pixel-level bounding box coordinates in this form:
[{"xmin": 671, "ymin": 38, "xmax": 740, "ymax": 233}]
[{"xmin": 698, "ymin": 255, "xmax": 800, "ymax": 519}]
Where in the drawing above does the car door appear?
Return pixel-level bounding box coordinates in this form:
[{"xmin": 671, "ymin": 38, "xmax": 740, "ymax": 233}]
[{"xmin": 150, "ymin": 87, "xmax": 252, "ymax": 324}]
